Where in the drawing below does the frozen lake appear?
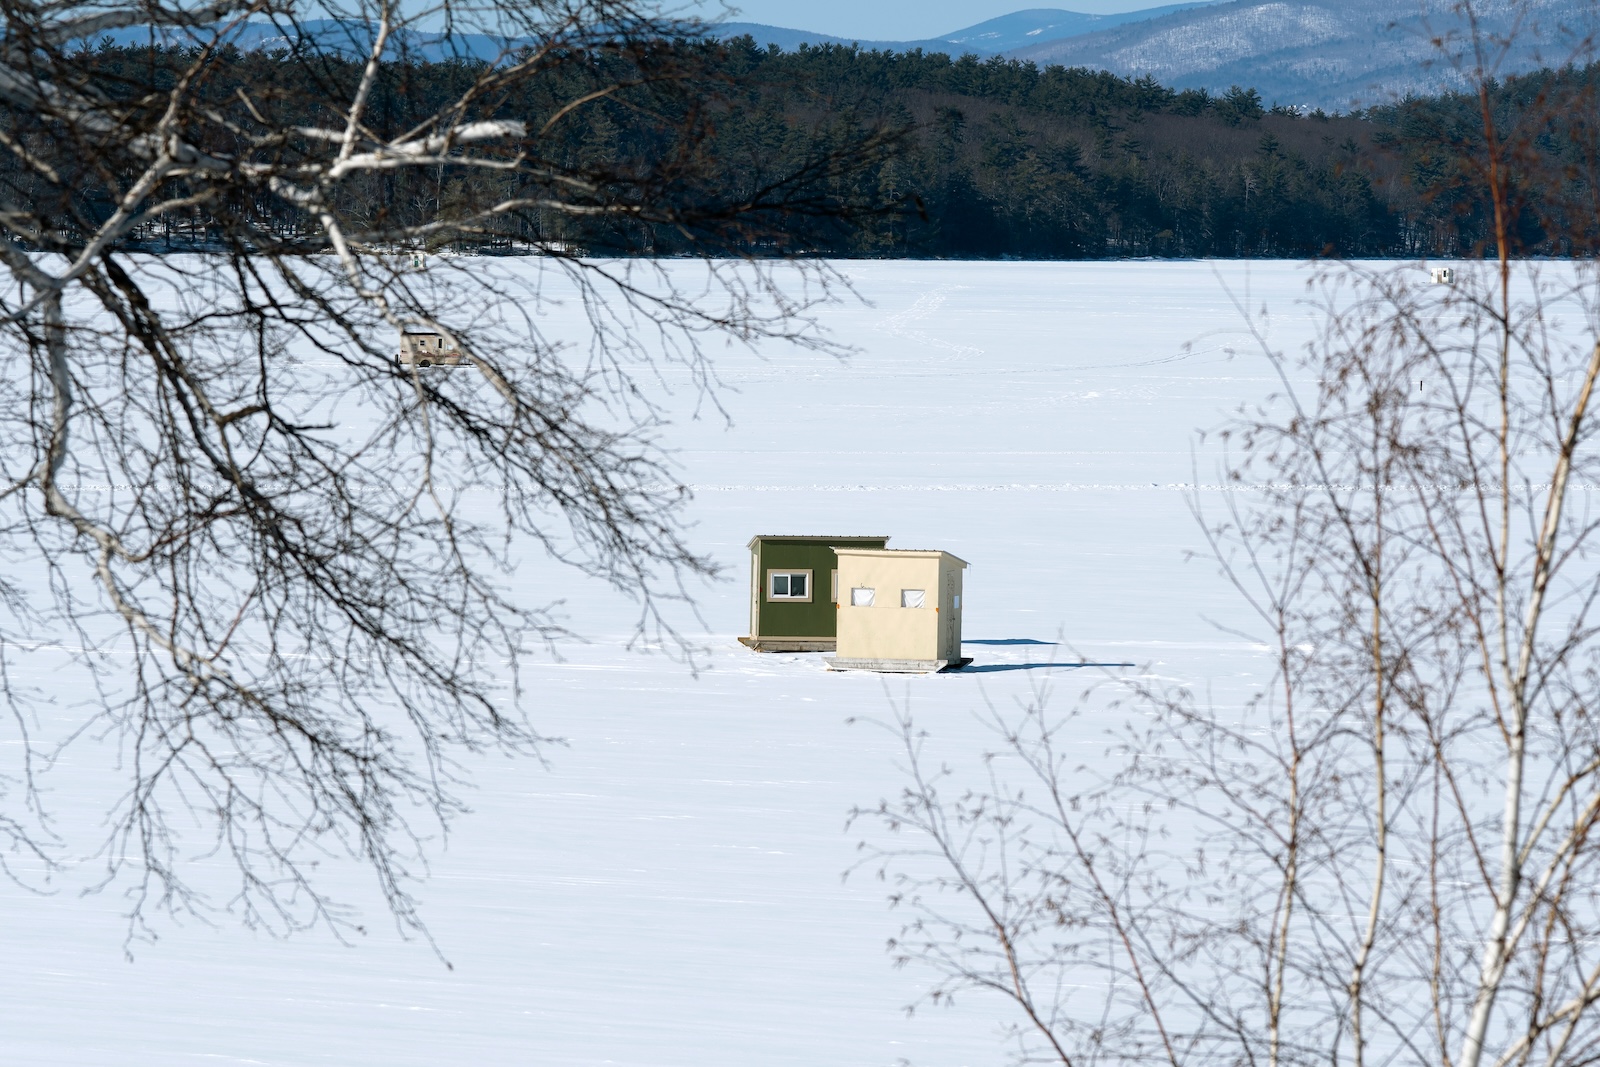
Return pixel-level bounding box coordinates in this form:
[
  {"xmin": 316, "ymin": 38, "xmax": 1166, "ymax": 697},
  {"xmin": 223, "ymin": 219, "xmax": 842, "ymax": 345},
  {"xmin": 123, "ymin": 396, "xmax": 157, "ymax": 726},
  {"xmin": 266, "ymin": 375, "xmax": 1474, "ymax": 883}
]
[{"xmin": 3, "ymin": 259, "xmax": 1353, "ymax": 1065}]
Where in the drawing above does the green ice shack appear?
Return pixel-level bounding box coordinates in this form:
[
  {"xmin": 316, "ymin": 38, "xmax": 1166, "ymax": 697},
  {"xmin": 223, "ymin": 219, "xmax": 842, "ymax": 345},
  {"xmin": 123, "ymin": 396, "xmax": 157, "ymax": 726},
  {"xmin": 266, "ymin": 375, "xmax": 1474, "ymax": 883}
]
[{"xmin": 739, "ymin": 535, "xmax": 891, "ymax": 652}]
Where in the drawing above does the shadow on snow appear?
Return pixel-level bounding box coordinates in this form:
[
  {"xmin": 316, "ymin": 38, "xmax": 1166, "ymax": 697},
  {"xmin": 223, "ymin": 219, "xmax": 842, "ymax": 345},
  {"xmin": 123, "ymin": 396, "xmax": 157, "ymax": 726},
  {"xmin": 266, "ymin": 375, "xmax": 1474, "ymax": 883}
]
[{"xmin": 956, "ymin": 661, "xmax": 1137, "ymax": 674}]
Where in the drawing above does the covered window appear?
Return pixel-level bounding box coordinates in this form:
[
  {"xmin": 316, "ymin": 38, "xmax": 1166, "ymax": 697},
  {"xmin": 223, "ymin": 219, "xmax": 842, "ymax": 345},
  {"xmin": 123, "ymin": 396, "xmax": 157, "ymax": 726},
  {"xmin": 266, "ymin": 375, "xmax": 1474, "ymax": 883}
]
[
  {"xmin": 851, "ymin": 587, "xmax": 875, "ymax": 607},
  {"xmin": 767, "ymin": 570, "xmax": 811, "ymax": 601},
  {"xmin": 901, "ymin": 589, "xmax": 926, "ymax": 608}
]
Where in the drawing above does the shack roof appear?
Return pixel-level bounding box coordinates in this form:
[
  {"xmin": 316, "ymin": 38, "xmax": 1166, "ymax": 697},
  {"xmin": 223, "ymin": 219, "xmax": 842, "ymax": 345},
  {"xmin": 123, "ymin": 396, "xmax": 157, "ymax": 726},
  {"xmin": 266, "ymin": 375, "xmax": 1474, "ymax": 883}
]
[
  {"xmin": 746, "ymin": 534, "xmax": 891, "ymax": 550},
  {"xmin": 833, "ymin": 547, "xmax": 970, "ymax": 567}
]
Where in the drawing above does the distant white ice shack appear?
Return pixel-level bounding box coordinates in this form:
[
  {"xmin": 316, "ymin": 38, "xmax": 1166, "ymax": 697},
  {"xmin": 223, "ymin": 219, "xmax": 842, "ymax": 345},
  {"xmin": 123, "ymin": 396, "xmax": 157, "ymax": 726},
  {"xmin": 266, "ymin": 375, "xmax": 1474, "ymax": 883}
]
[
  {"xmin": 1431, "ymin": 267, "xmax": 1455, "ymax": 285},
  {"xmin": 397, "ymin": 329, "xmax": 470, "ymax": 368},
  {"xmin": 825, "ymin": 548, "xmax": 971, "ymax": 674}
]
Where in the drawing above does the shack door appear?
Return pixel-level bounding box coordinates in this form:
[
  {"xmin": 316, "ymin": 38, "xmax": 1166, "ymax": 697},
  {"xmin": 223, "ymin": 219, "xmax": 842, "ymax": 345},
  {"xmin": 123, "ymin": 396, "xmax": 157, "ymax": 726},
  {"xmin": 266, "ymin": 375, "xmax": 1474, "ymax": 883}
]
[{"xmin": 944, "ymin": 569, "xmax": 957, "ymax": 659}]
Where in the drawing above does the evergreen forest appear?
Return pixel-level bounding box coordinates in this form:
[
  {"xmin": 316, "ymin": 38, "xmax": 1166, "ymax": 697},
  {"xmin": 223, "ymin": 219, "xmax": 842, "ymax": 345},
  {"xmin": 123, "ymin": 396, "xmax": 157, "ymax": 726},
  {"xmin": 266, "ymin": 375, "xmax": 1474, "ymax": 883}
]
[{"xmin": 49, "ymin": 35, "xmax": 1600, "ymax": 259}]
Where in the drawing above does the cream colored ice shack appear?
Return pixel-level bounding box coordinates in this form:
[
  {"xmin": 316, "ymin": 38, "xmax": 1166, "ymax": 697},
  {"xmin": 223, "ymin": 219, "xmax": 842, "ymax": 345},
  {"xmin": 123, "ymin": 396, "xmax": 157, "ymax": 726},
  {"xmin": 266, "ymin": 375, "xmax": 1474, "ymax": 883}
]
[
  {"xmin": 828, "ymin": 548, "xmax": 971, "ymax": 673},
  {"xmin": 397, "ymin": 329, "xmax": 469, "ymax": 368}
]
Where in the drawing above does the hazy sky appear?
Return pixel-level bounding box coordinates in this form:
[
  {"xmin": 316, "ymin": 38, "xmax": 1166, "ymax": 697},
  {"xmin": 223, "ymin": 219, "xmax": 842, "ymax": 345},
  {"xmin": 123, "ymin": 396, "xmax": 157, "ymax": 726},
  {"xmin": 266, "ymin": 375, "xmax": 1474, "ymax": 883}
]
[{"xmin": 697, "ymin": 1, "xmax": 1178, "ymax": 39}]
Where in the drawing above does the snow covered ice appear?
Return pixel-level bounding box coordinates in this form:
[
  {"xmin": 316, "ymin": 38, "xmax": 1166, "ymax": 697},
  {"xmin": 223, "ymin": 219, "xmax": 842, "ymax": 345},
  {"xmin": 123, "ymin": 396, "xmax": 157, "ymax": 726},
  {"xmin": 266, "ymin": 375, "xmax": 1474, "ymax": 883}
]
[{"xmin": 3, "ymin": 260, "xmax": 1345, "ymax": 1066}]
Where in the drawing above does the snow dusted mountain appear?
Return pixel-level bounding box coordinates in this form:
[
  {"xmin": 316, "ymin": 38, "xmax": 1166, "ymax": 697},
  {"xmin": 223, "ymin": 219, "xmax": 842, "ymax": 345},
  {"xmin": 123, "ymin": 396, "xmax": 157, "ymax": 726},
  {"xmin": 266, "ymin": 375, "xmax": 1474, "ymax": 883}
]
[
  {"xmin": 928, "ymin": 5, "xmax": 1219, "ymax": 53},
  {"xmin": 84, "ymin": 6, "xmax": 1217, "ymax": 64},
  {"xmin": 1007, "ymin": 0, "xmax": 1600, "ymax": 109},
  {"xmin": 711, "ymin": 4, "xmax": 1216, "ymax": 56},
  {"xmin": 85, "ymin": 3, "xmax": 1599, "ymax": 110}
]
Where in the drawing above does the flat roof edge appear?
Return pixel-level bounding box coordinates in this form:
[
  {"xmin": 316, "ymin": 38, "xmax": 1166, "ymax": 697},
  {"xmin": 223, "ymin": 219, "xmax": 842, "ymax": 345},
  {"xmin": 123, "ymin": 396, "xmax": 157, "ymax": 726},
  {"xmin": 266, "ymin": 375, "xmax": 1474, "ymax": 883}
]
[
  {"xmin": 834, "ymin": 548, "xmax": 969, "ymax": 566},
  {"xmin": 747, "ymin": 534, "xmax": 892, "ymax": 550}
]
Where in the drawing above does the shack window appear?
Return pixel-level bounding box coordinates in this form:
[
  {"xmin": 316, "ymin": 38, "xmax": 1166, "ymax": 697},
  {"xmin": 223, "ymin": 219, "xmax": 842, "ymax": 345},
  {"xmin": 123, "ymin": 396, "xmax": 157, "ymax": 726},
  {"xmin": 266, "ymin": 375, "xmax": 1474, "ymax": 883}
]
[
  {"xmin": 851, "ymin": 587, "xmax": 875, "ymax": 607},
  {"xmin": 767, "ymin": 570, "xmax": 812, "ymax": 601},
  {"xmin": 901, "ymin": 589, "xmax": 925, "ymax": 608}
]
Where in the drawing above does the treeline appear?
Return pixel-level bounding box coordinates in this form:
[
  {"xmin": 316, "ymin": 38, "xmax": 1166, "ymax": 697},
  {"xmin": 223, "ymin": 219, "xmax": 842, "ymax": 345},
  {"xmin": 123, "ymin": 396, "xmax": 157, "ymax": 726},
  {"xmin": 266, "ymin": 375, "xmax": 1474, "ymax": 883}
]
[
  {"xmin": 713, "ymin": 41, "xmax": 1600, "ymax": 258},
  {"xmin": 44, "ymin": 36, "xmax": 1600, "ymax": 259},
  {"xmin": 713, "ymin": 41, "xmax": 1395, "ymax": 257},
  {"xmin": 1360, "ymin": 65, "xmax": 1600, "ymax": 257}
]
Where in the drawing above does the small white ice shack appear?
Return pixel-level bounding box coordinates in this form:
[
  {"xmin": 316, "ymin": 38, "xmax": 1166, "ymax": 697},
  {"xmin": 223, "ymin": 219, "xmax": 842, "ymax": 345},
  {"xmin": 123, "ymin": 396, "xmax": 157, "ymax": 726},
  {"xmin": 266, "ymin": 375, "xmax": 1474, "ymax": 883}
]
[
  {"xmin": 397, "ymin": 329, "xmax": 468, "ymax": 367},
  {"xmin": 827, "ymin": 548, "xmax": 970, "ymax": 673}
]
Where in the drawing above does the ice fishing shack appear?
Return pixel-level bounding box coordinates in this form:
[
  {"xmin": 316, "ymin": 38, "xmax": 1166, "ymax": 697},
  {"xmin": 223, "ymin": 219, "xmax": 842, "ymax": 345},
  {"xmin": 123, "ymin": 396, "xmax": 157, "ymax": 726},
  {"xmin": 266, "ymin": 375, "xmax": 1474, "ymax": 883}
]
[
  {"xmin": 739, "ymin": 535, "xmax": 890, "ymax": 652},
  {"xmin": 397, "ymin": 329, "xmax": 469, "ymax": 368},
  {"xmin": 826, "ymin": 548, "xmax": 970, "ymax": 673}
]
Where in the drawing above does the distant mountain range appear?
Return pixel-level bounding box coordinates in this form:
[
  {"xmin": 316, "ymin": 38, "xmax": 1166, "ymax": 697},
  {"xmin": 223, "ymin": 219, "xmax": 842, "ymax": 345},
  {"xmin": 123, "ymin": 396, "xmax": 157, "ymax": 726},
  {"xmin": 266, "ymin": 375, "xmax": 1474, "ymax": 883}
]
[
  {"xmin": 85, "ymin": 7, "xmax": 1217, "ymax": 65},
  {"xmin": 89, "ymin": 19, "xmax": 513, "ymax": 62},
  {"xmin": 719, "ymin": 1, "xmax": 1600, "ymax": 110},
  {"xmin": 86, "ymin": 6, "xmax": 1221, "ymax": 62},
  {"xmin": 85, "ymin": 3, "xmax": 1600, "ymax": 112},
  {"xmin": 1009, "ymin": 0, "xmax": 1600, "ymax": 108},
  {"xmin": 711, "ymin": 5, "xmax": 1216, "ymax": 56}
]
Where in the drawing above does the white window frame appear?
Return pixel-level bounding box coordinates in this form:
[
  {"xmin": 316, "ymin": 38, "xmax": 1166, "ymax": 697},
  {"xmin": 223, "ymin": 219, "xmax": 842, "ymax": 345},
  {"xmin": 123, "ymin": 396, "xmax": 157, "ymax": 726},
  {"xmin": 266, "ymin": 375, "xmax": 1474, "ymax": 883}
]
[
  {"xmin": 850, "ymin": 587, "xmax": 876, "ymax": 607},
  {"xmin": 766, "ymin": 569, "xmax": 814, "ymax": 602},
  {"xmin": 901, "ymin": 589, "xmax": 926, "ymax": 608}
]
